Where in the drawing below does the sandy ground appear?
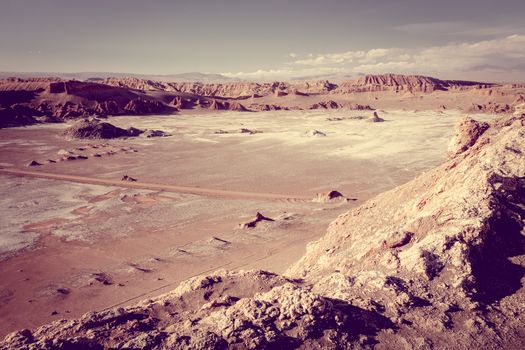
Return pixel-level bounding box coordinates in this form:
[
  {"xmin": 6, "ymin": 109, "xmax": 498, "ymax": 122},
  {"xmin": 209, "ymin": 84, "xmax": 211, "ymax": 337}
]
[{"xmin": 0, "ymin": 108, "xmax": 496, "ymax": 337}]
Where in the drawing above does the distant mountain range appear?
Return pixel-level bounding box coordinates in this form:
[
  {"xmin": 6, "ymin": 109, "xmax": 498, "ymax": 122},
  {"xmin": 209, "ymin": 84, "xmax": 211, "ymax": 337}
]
[{"xmin": 0, "ymin": 71, "xmax": 240, "ymax": 83}]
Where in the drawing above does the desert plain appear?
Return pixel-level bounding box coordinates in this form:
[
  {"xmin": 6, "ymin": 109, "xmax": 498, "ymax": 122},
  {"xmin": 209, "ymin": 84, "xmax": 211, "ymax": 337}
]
[{"xmin": 0, "ymin": 73, "xmax": 524, "ymax": 349}]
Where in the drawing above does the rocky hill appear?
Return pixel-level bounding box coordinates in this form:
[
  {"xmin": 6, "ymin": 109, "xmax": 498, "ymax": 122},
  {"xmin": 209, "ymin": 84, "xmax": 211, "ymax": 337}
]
[
  {"xmin": 334, "ymin": 74, "xmax": 493, "ymax": 93},
  {"xmin": 102, "ymin": 77, "xmax": 175, "ymax": 92},
  {"xmin": 0, "ymin": 78, "xmax": 174, "ymax": 127},
  {"xmin": 0, "ymin": 74, "xmax": 520, "ymax": 129},
  {"xmin": 2, "ymin": 114, "xmax": 523, "ymax": 349}
]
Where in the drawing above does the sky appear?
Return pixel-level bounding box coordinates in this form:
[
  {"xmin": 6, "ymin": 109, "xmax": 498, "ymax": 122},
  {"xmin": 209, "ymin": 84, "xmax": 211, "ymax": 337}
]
[{"xmin": 1, "ymin": 0, "xmax": 525, "ymax": 81}]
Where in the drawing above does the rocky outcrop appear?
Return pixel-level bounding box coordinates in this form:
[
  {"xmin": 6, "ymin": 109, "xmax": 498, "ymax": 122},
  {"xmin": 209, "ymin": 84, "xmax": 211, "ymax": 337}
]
[
  {"xmin": 169, "ymin": 97, "xmax": 195, "ymax": 109},
  {"xmin": 103, "ymin": 77, "xmax": 174, "ymax": 91},
  {"xmin": 2, "ymin": 115, "xmax": 525, "ymax": 349},
  {"xmin": 0, "ymin": 105, "xmax": 39, "ymax": 128},
  {"xmin": 310, "ymin": 100, "xmax": 340, "ymax": 109},
  {"xmin": 447, "ymin": 117, "xmax": 489, "ymax": 157},
  {"xmin": 250, "ymin": 104, "xmax": 289, "ymax": 111},
  {"xmin": 293, "ymin": 80, "xmax": 338, "ymax": 94},
  {"xmin": 224, "ymin": 101, "xmax": 248, "ymax": 111},
  {"xmin": 5, "ymin": 271, "xmax": 385, "ymax": 350},
  {"xmin": 0, "ymin": 79, "xmax": 166, "ymax": 126},
  {"xmin": 94, "ymin": 100, "xmax": 120, "ymax": 116},
  {"xmin": 288, "ymin": 115, "xmax": 525, "ymax": 348},
  {"xmin": 123, "ymin": 98, "xmax": 167, "ymax": 115},
  {"xmin": 309, "ymin": 100, "xmax": 374, "ymax": 110},
  {"xmin": 346, "ymin": 103, "xmax": 374, "ymax": 110},
  {"xmin": 469, "ymin": 102, "xmax": 514, "ymax": 114},
  {"xmin": 200, "ymin": 99, "xmax": 249, "ymax": 111}
]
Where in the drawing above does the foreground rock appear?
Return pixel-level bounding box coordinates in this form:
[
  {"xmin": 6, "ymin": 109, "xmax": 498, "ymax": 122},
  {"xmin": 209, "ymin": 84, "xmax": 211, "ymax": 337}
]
[
  {"xmin": 63, "ymin": 119, "xmax": 144, "ymax": 139},
  {"xmin": 447, "ymin": 117, "xmax": 489, "ymax": 156},
  {"xmin": 2, "ymin": 115, "xmax": 524, "ymax": 349},
  {"xmin": 289, "ymin": 114, "xmax": 525, "ymax": 348}
]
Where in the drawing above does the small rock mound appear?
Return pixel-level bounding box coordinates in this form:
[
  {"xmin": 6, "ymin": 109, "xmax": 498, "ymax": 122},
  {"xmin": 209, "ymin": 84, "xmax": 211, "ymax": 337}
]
[
  {"xmin": 304, "ymin": 129, "xmax": 327, "ymax": 137},
  {"xmin": 26, "ymin": 160, "xmax": 42, "ymax": 167},
  {"xmin": 367, "ymin": 111, "xmax": 385, "ymax": 123},
  {"xmin": 312, "ymin": 190, "xmax": 350, "ymax": 203},
  {"xmin": 121, "ymin": 175, "xmax": 137, "ymax": 182},
  {"xmin": 239, "ymin": 128, "xmax": 262, "ymax": 134},
  {"xmin": 63, "ymin": 119, "xmax": 144, "ymax": 139},
  {"xmin": 141, "ymin": 129, "xmax": 171, "ymax": 138}
]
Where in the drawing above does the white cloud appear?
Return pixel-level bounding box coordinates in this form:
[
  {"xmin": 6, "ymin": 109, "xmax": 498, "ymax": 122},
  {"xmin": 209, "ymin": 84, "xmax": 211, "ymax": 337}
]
[
  {"xmin": 394, "ymin": 21, "xmax": 525, "ymax": 38},
  {"xmin": 292, "ymin": 35, "xmax": 525, "ymax": 80},
  {"xmin": 221, "ymin": 67, "xmax": 348, "ymax": 80},
  {"xmin": 223, "ymin": 35, "xmax": 525, "ymax": 81}
]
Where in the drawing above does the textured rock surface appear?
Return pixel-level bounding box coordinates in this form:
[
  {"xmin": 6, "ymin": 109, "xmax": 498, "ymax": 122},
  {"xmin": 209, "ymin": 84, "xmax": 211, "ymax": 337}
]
[{"xmin": 289, "ymin": 114, "xmax": 525, "ymax": 348}]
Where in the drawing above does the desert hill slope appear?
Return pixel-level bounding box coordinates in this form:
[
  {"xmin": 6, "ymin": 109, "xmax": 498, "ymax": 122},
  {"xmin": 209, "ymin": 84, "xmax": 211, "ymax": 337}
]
[{"xmin": 2, "ymin": 114, "xmax": 524, "ymax": 349}]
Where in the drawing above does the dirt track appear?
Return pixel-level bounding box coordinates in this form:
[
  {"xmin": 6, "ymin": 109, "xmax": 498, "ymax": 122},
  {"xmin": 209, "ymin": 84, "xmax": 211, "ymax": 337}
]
[{"xmin": 0, "ymin": 167, "xmax": 311, "ymax": 201}]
